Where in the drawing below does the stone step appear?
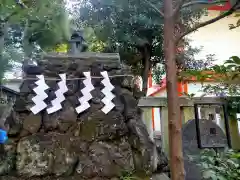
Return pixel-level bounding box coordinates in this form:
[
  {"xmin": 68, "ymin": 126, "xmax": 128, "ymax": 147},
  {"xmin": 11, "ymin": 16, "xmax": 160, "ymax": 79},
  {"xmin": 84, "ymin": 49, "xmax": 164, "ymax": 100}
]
[{"xmin": 151, "ymin": 173, "xmax": 171, "ymax": 180}]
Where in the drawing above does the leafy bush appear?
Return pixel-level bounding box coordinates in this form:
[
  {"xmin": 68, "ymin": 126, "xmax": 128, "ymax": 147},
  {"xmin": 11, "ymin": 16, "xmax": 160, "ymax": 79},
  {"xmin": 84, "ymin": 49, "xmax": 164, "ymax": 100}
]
[
  {"xmin": 119, "ymin": 171, "xmax": 141, "ymax": 180},
  {"xmin": 197, "ymin": 149, "xmax": 240, "ymax": 180}
]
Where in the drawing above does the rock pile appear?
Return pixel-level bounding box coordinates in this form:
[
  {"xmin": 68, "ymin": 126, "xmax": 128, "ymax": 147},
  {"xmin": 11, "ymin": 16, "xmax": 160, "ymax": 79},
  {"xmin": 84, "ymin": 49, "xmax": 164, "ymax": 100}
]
[{"xmin": 0, "ymin": 53, "xmax": 168, "ymax": 180}]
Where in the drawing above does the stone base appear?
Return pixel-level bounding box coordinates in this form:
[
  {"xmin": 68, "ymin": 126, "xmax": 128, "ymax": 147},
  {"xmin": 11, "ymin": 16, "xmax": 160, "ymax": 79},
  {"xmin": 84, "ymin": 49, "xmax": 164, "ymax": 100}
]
[{"xmin": 1, "ymin": 53, "xmax": 168, "ymax": 179}]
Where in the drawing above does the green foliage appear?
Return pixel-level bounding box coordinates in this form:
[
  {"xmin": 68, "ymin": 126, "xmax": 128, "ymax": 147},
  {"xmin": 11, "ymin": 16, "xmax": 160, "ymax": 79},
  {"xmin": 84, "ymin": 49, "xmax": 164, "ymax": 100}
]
[
  {"xmin": 77, "ymin": 0, "xmax": 206, "ymax": 79},
  {"xmin": 197, "ymin": 149, "xmax": 240, "ymax": 180},
  {"xmin": 152, "ymin": 63, "xmax": 165, "ymax": 84},
  {"xmin": 0, "ymin": 43, "xmax": 24, "ymax": 81},
  {"xmin": 83, "ymin": 27, "xmax": 106, "ymax": 52},
  {"xmin": 180, "ymin": 55, "xmax": 240, "ymax": 117},
  {"xmin": 211, "ymin": 56, "xmax": 240, "ymax": 117},
  {"xmin": 0, "ymin": 0, "xmax": 71, "ymax": 81},
  {"xmin": 79, "ymin": 0, "xmax": 164, "ymax": 73},
  {"xmin": 229, "ymin": 13, "xmax": 240, "ymax": 29},
  {"xmin": 23, "ymin": 1, "xmax": 71, "ymax": 51},
  {"xmin": 226, "ymin": 97, "xmax": 240, "ymax": 118},
  {"xmin": 120, "ymin": 171, "xmax": 140, "ymax": 180}
]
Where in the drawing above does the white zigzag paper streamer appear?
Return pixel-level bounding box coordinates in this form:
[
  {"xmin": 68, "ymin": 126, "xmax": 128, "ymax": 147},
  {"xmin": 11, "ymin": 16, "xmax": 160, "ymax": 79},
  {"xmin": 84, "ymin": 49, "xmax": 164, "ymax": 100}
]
[
  {"xmin": 47, "ymin": 74, "xmax": 68, "ymax": 114},
  {"xmin": 30, "ymin": 75, "xmax": 49, "ymax": 114},
  {"xmin": 75, "ymin": 72, "xmax": 94, "ymax": 114},
  {"xmin": 101, "ymin": 71, "xmax": 115, "ymax": 114}
]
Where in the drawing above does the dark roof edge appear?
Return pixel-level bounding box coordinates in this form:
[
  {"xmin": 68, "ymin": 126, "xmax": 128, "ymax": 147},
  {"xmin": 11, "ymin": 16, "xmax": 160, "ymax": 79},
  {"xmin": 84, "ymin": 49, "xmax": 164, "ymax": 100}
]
[{"xmin": 0, "ymin": 85, "xmax": 20, "ymax": 96}]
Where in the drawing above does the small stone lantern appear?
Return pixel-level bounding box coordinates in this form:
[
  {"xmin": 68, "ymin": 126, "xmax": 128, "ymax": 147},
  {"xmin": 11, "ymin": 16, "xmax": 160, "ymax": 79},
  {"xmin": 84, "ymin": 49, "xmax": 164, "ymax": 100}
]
[{"xmin": 68, "ymin": 30, "xmax": 88, "ymax": 54}]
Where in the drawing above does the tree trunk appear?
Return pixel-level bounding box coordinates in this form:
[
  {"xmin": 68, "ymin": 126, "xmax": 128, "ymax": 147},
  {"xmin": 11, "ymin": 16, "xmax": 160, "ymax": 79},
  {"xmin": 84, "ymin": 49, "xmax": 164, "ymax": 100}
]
[
  {"xmin": 0, "ymin": 23, "xmax": 7, "ymax": 55},
  {"xmin": 163, "ymin": 0, "xmax": 185, "ymax": 180},
  {"xmin": 0, "ymin": 23, "xmax": 8, "ymax": 82},
  {"xmin": 141, "ymin": 45, "xmax": 151, "ymax": 96},
  {"xmin": 22, "ymin": 20, "xmax": 34, "ymax": 59}
]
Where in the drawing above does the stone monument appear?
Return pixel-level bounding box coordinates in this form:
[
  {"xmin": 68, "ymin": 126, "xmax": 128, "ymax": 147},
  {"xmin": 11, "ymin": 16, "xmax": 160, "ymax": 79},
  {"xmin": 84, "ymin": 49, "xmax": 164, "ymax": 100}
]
[{"xmin": 182, "ymin": 119, "xmax": 228, "ymax": 180}]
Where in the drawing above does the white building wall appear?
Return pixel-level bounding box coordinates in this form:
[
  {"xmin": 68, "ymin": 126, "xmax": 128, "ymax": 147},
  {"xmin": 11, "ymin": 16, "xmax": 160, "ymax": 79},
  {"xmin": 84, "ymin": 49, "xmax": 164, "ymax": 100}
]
[
  {"xmin": 187, "ymin": 82, "xmax": 219, "ymax": 97},
  {"xmin": 188, "ymin": 11, "xmax": 240, "ymax": 64},
  {"xmin": 154, "ymin": 108, "xmax": 161, "ymax": 132}
]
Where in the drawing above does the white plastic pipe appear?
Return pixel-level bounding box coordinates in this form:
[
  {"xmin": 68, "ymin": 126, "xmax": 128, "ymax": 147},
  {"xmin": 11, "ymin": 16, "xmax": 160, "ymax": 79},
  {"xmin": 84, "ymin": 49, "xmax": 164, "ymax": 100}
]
[
  {"xmin": 198, "ymin": 107, "xmax": 201, "ymax": 119},
  {"xmin": 237, "ymin": 113, "xmax": 240, "ymax": 135},
  {"xmin": 215, "ymin": 113, "xmax": 221, "ymax": 126}
]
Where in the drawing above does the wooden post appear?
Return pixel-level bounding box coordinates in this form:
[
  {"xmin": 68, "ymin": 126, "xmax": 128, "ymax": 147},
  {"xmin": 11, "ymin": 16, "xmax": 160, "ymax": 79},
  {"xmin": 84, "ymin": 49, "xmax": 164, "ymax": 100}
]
[{"xmin": 163, "ymin": 0, "xmax": 185, "ymax": 179}]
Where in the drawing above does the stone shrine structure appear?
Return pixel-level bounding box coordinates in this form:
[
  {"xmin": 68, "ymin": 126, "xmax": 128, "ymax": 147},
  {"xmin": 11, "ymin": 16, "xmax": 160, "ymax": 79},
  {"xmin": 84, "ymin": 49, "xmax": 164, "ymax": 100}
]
[
  {"xmin": 0, "ymin": 52, "xmax": 168, "ymax": 180},
  {"xmin": 182, "ymin": 119, "xmax": 228, "ymax": 180}
]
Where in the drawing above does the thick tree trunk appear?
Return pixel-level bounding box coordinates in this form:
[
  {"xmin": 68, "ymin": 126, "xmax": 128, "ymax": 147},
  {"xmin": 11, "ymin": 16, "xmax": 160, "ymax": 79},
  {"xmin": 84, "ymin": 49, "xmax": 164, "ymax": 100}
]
[
  {"xmin": 22, "ymin": 20, "xmax": 34, "ymax": 59},
  {"xmin": 0, "ymin": 24, "xmax": 6, "ymax": 55},
  {"xmin": 163, "ymin": 0, "xmax": 185, "ymax": 180},
  {"xmin": 141, "ymin": 45, "xmax": 151, "ymax": 96},
  {"xmin": 0, "ymin": 23, "xmax": 8, "ymax": 82}
]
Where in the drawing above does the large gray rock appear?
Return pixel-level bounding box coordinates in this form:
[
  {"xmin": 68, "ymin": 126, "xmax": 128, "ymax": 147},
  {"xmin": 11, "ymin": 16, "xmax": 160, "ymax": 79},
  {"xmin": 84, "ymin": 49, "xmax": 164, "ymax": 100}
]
[
  {"xmin": 1, "ymin": 53, "xmax": 168, "ymax": 179},
  {"xmin": 151, "ymin": 173, "xmax": 170, "ymax": 180},
  {"xmin": 23, "ymin": 113, "xmax": 42, "ymax": 134},
  {"xmin": 16, "ymin": 133, "xmax": 78, "ymax": 177},
  {"xmin": 77, "ymin": 110, "xmax": 128, "ymax": 141},
  {"xmin": 0, "ymin": 141, "xmax": 16, "ymax": 175},
  {"xmin": 76, "ymin": 140, "xmax": 134, "ymax": 178}
]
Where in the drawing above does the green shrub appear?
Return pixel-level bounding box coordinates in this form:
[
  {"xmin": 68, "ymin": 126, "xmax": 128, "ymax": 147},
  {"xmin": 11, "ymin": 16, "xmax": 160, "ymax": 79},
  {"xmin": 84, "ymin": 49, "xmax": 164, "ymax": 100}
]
[
  {"xmin": 196, "ymin": 149, "xmax": 240, "ymax": 180},
  {"xmin": 120, "ymin": 171, "xmax": 140, "ymax": 180}
]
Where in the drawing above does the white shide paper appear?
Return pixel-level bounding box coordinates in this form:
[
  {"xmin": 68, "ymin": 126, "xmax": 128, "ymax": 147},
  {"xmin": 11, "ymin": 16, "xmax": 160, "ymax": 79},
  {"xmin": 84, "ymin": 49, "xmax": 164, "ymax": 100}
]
[
  {"xmin": 30, "ymin": 75, "xmax": 49, "ymax": 114},
  {"xmin": 101, "ymin": 71, "xmax": 115, "ymax": 114},
  {"xmin": 75, "ymin": 72, "xmax": 94, "ymax": 114},
  {"xmin": 47, "ymin": 74, "xmax": 68, "ymax": 114}
]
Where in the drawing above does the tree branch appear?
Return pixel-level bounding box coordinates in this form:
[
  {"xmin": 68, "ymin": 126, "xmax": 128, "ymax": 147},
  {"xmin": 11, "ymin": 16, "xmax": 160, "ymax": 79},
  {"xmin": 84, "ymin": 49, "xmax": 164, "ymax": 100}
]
[
  {"xmin": 0, "ymin": 0, "xmax": 27, "ymax": 23},
  {"xmin": 176, "ymin": 0, "xmax": 240, "ymax": 44},
  {"xmin": 0, "ymin": 11, "xmax": 18, "ymax": 23},
  {"xmin": 142, "ymin": 0, "xmax": 164, "ymax": 17},
  {"xmin": 15, "ymin": 0, "xmax": 28, "ymax": 8},
  {"xmin": 173, "ymin": 0, "xmax": 186, "ymax": 16},
  {"xmin": 182, "ymin": 0, "xmax": 228, "ymax": 9}
]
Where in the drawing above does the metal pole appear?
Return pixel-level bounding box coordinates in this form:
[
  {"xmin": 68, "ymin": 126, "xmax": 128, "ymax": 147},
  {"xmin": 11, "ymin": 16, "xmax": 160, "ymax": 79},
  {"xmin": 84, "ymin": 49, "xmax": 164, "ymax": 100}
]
[{"xmin": 163, "ymin": 0, "xmax": 185, "ymax": 179}]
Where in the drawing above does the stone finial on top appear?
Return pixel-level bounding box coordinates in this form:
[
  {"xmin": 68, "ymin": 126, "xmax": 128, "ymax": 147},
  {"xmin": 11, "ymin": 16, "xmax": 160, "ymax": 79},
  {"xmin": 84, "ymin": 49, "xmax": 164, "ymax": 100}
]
[{"xmin": 68, "ymin": 30, "xmax": 88, "ymax": 54}]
